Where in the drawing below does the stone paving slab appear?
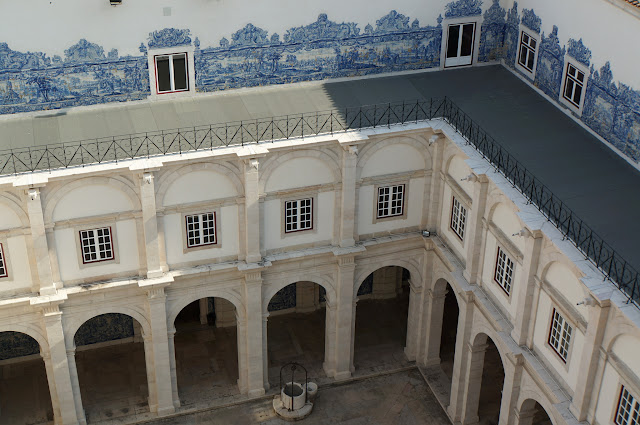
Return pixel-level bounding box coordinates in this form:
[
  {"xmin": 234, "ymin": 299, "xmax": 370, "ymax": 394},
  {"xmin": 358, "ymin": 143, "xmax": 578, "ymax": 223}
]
[{"xmin": 143, "ymin": 369, "xmax": 451, "ymax": 425}]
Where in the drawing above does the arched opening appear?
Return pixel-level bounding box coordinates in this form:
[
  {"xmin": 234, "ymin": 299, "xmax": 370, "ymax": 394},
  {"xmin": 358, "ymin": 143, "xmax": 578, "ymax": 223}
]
[
  {"xmin": 439, "ymin": 282, "xmax": 459, "ymax": 381},
  {"xmin": 0, "ymin": 331, "xmax": 53, "ymax": 424},
  {"xmin": 519, "ymin": 399, "xmax": 553, "ymax": 425},
  {"xmin": 74, "ymin": 313, "xmax": 148, "ymax": 422},
  {"xmin": 266, "ymin": 282, "xmax": 326, "ymax": 387},
  {"xmin": 173, "ymin": 298, "xmax": 239, "ymax": 406},
  {"xmin": 353, "ymin": 266, "xmax": 411, "ymax": 372},
  {"xmin": 466, "ymin": 333, "xmax": 505, "ymax": 425}
]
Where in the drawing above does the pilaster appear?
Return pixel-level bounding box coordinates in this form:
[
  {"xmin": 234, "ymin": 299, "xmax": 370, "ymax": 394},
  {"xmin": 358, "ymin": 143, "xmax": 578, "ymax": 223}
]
[
  {"xmin": 141, "ymin": 283, "xmax": 175, "ymax": 416},
  {"xmin": 242, "ymin": 157, "xmax": 262, "ymax": 263},
  {"xmin": 448, "ymin": 290, "xmax": 475, "ymax": 423},
  {"xmin": 511, "ymin": 229, "xmax": 543, "ymax": 345},
  {"xmin": 421, "ymin": 286, "xmax": 448, "ymax": 366},
  {"xmin": 138, "ymin": 171, "xmax": 163, "ymax": 278},
  {"xmin": 498, "ymin": 353, "xmax": 525, "ymax": 425},
  {"xmin": 570, "ymin": 300, "xmax": 611, "ymax": 421},
  {"xmin": 25, "ymin": 187, "xmax": 57, "ymax": 295},
  {"xmin": 242, "ymin": 270, "xmax": 266, "ymax": 396},
  {"xmin": 428, "ymin": 133, "xmax": 446, "ymax": 231},
  {"xmin": 404, "ymin": 279, "xmax": 424, "ymax": 361},
  {"xmin": 463, "ymin": 174, "xmax": 489, "ymax": 284},
  {"xmin": 337, "ymin": 141, "xmax": 361, "ymax": 247}
]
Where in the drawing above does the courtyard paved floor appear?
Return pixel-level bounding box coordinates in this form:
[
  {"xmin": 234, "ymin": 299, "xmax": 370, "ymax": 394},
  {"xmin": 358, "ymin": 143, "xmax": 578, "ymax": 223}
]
[{"xmin": 143, "ymin": 368, "xmax": 450, "ymax": 425}]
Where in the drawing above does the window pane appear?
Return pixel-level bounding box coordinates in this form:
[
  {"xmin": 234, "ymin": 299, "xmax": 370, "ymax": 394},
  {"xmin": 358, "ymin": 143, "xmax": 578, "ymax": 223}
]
[
  {"xmin": 527, "ymin": 52, "xmax": 535, "ymax": 71},
  {"xmin": 446, "ymin": 25, "xmax": 460, "ymax": 58},
  {"xmin": 573, "ymin": 84, "xmax": 582, "ymax": 105},
  {"xmin": 156, "ymin": 57, "xmax": 172, "ymax": 92},
  {"xmin": 172, "ymin": 55, "xmax": 188, "ymax": 91},
  {"xmin": 461, "ymin": 24, "xmax": 474, "ymax": 56}
]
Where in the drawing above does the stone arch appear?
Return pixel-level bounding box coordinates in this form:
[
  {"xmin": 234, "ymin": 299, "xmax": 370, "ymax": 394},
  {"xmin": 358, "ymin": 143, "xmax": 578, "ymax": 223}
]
[
  {"xmin": 605, "ymin": 328, "xmax": 640, "ymax": 353},
  {"xmin": 156, "ymin": 162, "xmax": 244, "ymax": 207},
  {"xmin": 258, "ymin": 148, "xmax": 341, "ymax": 194},
  {"xmin": 0, "ymin": 193, "xmax": 29, "ymax": 228},
  {"xmin": 433, "ymin": 275, "xmax": 464, "ymax": 307},
  {"xmin": 519, "ymin": 396, "xmax": 557, "ymax": 425},
  {"xmin": 43, "ymin": 176, "xmax": 141, "ymax": 223},
  {"xmin": 65, "ymin": 305, "xmax": 151, "ymax": 348},
  {"xmin": 0, "ymin": 322, "xmax": 49, "ymax": 354},
  {"xmin": 263, "ymin": 274, "xmax": 336, "ymax": 311},
  {"xmin": 354, "ymin": 257, "xmax": 422, "ymax": 298},
  {"xmin": 470, "ymin": 328, "xmax": 508, "ymax": 371},
  {"xmin": 539, "ymin": 252, "xmax": 583, "ymax": 283},
  {"xmin": 167, "ymin": 288, "xmax": 244, "ymax": 331},
  {"xmin": 356, "ymin": 134, "xmax": 432, "ymax": 179},
  {"xmin": 487, "ymin": 195, "xmax": 521, "ymax": 224}
]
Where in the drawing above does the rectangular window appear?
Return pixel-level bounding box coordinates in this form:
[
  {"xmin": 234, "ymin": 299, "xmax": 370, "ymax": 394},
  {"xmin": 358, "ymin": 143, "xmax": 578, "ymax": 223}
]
[
  {"xmin": 494, "ymin": 247, "xmax": 514, "ymax": 295},
  {"xmin": 548, "ymin": 308, "xmax": 573, "ymax": 362},
  {"xmin": 377, "ymin": 184, "xmax": 405, "ymax": 219},
  {"xmin": 563, "ymin": 63, "xmax": 585, "ymax": 107},
  {"xmin": 616, "ymin": 386, "xmax": 640, "ymax": 425},
  {"xmin": 0, "ymin": 243, "xmax": 7, "ymax": 278},
  {"xmin": 518, "ymin": 31, "xmax": 537, "ymax": 72},
  {"xmin": 185, "ymin": 212, "xmax": 217, "ymax": 248},
  {"xmin": 155, "ymin": 53, "xmax": 188, "ymax": 94},
  {"xmin": 79, "ymin": 227, "xmax": 113, "ymax": 264},
  {"xmin": 285, "ymin": 198, "xmax": 313, "ymax": 233},
  {"xmin": 450, "ymin": 197, "xmax": 467, "ymax": 240}
]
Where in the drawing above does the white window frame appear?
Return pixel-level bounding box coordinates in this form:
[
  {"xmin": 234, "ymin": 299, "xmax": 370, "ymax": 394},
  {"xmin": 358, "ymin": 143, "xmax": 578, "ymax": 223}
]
[
  {"xmin": 147, "ymin": 45, "xmax": 196, "ymax": 98},
  {"xmin": 284, "ymin": 198, "xmax": 313, "ymax": 233},
  {"xmin": 440, "ymin": 16, "xmax": 482, "ymax": 69},
  {"xmin": 376, "ymin": 184, "xmax": 405, "ymax": 219},
  {"xmin": 559, "ymin": 58, "xmax": 590, "ymax": 116},
  {"xmin": 154, "ymin": 53, "xmax": 189, "ymax": 94},
  {"xmin": 515, "ymin": 26, "xmax": 540, "ymax": 79},
  {"xmin": 450, "ymin": 196, "xmax": 467, "ymax": 241},
  {"xmin": 185, "ymin": 212, "xmax": 217, "ymax": 248},
  {"xmin": 548, "ymin": 308, "xmax": 573, "ymax": 363},
  {"xmin": 616, "ymin": 385, "xmax": 640, "ymax": 425},
  {"xmin": 79, "ymin": 227, "xmax": 114, "ymax": 264},
  {"xmin": 493, "ymin": 246, "xmax": 514, "ymax": 295},
  {"xmin": 0, "ymin": 242, "xmax": 7, "ymax": 278}
]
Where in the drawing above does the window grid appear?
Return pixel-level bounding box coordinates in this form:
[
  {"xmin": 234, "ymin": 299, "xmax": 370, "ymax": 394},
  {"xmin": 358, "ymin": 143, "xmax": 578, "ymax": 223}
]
[
  {"xmin": 377, "ymin": 184, "xmax": 405, "ymax": 218},
  {"xmin": 616, "ymin": 386, "xmax": 640, "ymax": 425},
  {"xmin": 186, "ymin": 213, "xmax": 217, "ymax": 248},
  {"xmin": 450, "ymin": 197, "xmax": 467, "ymax": 240},
  {"xmin": 155, "ymin": 53, "xmax": 189, "ymax": 94},
  {"xmin": 563, "ymin": 63, "xmax": 585, "ymax": 107},
  {"xmin": 285, "ymin": 199, "xmax": 313, "ymax": 233},
  {"xmin": 80, "ymin": 227, "xmax": 113, "ymax": 264},
  {"xmin": 0, "ymin": 243, "xmax": 6, "ymax": 278},
  {"xmin": 518, "ymin": 31, "xmax": 537, "ymax": 72},
  {"xmin": 494, "ymin": 247, "xmax": 514, "ymax": 294},
  {"xmin": 548, "ymin": 308, "xmax": 573, "ymax": 362}
]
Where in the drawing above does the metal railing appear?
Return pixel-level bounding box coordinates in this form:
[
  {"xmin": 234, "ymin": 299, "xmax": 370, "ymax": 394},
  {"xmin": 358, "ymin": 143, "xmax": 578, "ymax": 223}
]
[{"xmin": 0, "ymin": 97, "xmax": 637, "ymax": 306}]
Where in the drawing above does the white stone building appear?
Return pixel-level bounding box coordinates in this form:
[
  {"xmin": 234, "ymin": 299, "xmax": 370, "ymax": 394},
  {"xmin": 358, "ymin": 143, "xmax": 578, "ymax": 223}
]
[{"xmin": 0, "ymin": 1, "xmax": 640, "ymax": 425}]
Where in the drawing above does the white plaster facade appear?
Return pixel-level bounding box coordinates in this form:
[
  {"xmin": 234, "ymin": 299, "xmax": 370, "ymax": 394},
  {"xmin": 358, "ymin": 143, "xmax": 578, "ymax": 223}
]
[{"xmin": 0, "ymin": 119, "xmax": 638, "ymax": 425}]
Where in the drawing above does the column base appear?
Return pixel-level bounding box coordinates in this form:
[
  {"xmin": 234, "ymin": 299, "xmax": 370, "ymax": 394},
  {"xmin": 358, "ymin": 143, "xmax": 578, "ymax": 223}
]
[
  {"xmin": 157, "ymin": 405, "xmax": 176, "ymax": 416},
  {"xmin": 147, "ymin": 269, "xmax": 164, "ymax": 279},
  {"xmin": 39, "ymin": 285, "xmax": 57, "ymax": 296},
  {"xmin": 334, "ymin": 370, "xmax": 352, "ymax": 381},
  {"xmin": 248, "ymin": 388, "xmax": 266, "ymax": 397},
  {"xmin": 423, "ymin": 357, "xmax": 441, "ymax": 367},
  {"xmin": 322, "ymin": 362, "xmax": 335, "ymax": 378},
  {"xmin": 404, "ymin": 346, "xmax": 416, "ymax": 361}
]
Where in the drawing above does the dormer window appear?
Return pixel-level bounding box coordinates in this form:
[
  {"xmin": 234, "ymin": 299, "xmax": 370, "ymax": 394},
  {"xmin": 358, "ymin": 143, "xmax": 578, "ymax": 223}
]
[{"xmin": 155, "ymin": 53, "xmax": 189, "ymax": 94}]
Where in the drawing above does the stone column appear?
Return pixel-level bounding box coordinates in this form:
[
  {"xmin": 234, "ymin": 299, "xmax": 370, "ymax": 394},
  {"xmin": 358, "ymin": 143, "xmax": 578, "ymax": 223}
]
[
  {"xmin": 513, "ymin": 407, "xmax": 537, "ymax": 425},
  {"xmin": 295, "ymin": 281, "xmax": 318, "ymax": 313},
  {"xmin": 235, "ymin": 313, "xmax": 248, "ymax": 393},
  {"xmin": 143, "ymin": 285, "xmax": 175, "ymax": 416},
  {"xmin": 214, "ymin": 298, "xmax": 237, "ymax": 327},
  {"xmin": 243, "ymin": 158, "xmax": 262, "ymax": 263},
  {"xmin": 463, "ymin": 175, "xmax": 489, "ymax": 285},
  {"xmin": 261, "ymin": 312, "xmax": 270, "ymax": 390},
  {"xmin": 41, "ymin": 351, "xmax": 62, "ymax": 424},
  {"xmin": 167, "ymin": 329, "xmax": 180, "ymax": 408},
  {"xmin": 497, "ymin": 354, "xmax": 524, "ymax": 425},
  {"xmin": 26, "ymin": 187, "xmax": 57, "ymax": 295},
  {"xmin": 40, "ymin": 303, "xmax": 84, "ymax": 425},
  {"xmin": 199, "ymin": 298, "xmax": 209, "ymax": 325},
  {"xmin": 138, "ymin": 172, "xmax": 163, "ymax": 278},
  {"xmin": 372, "ymin": 267, "xmax": 399, "ymax": 299},
  {"xmin": 243, "ymin": 271, "xmax": 266, "ymax": 396},
  {"xmin": 448, "ymin": 291, "xmax": 475, "ymax": 423},
  {"xmin": 459, "ymin": 341, "xmax": 488, "ymax": 425},
  {"xmin": 338, "ymin": 143, "xmax": 359, "ymax": 247},
  {"xmin": 326, "ymin": 254, "xmax": 357, "ymax": 380},
  {"xmin": 510, "ymin": 230, "xmax": 543, "ymax": 345},
  {"xmin": 404, "ymin": 280, "xmax": 424, "ymax": 361},
  {"xmin": 570, "ymin": 300, "xmax": 610, "ymax": 421},
  {"xmin": 428, "ymin": 133, "xmax": 445, "ymax": 231},
  {"xmin": 323, "ymin": 300, "xmax": 337, "ymax": 375},
  {"xmin": 421, "ymin": 286, "xmax": 448, "ymax": 366}
]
